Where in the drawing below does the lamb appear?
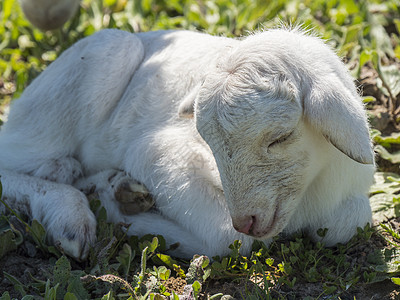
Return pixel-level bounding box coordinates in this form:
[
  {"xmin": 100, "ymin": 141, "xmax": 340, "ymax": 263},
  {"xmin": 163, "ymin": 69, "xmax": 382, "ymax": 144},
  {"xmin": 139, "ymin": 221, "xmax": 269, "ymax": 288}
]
[{"xmin": 0, "ymin": 27, "xmax": 375, "ymax": 260}]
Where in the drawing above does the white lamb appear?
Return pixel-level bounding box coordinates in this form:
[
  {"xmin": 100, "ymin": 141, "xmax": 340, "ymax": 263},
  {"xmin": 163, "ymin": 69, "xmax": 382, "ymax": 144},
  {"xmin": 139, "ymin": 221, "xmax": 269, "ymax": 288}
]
[{"xmin": 0, "ymin": 28, "xmax": 375, "ymax": 260}]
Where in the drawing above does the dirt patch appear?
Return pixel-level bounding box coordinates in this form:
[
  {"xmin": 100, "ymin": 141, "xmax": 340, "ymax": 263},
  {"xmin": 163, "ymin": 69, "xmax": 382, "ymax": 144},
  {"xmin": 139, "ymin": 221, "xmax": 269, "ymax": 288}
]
[
  {"xmin": 163, "ymin": 276, "xmax": 187, "ymax": 295},
  {"xmin": 0, "ymin": 252, "xmax": 53, "ymax": 298}
]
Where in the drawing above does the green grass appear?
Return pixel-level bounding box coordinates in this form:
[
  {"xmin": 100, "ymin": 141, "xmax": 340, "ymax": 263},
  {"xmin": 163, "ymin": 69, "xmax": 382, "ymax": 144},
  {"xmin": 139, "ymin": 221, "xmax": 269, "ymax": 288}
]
[{"xmin": 1, "ymin": 0, "xmax": 400, "ymax": 298}]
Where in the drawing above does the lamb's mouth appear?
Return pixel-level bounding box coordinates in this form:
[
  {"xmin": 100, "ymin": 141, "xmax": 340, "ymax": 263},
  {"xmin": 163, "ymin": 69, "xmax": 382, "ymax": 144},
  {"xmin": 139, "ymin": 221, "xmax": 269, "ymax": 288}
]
[{"xmin": 251, "ymin": 207, "xmax": 282, "ymax": 239}]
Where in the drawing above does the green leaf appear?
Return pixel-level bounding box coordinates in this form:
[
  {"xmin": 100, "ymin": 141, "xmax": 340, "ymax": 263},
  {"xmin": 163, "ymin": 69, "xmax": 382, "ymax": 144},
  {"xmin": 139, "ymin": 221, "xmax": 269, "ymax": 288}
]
[
  {"xmin": 140, "ymin": 236, "xmax": 159, "ymax": 254},
  {"xmin": 0, "ymin": 229, "xmax": 18, "ymax": 258},
  {"xmin": 0, "ymin": 292, "xmax": 11, "ymax": 300},
  {"xmin": 149, "ymin": 236, "xmax": 159, "ymax": 253},
  {"xmin": 391, "ymin": 277, "xmax": 400, "ymax": 285},
  {"xmin": 192, "ymin": 280, "xmax": 202, "ymax": 298},
  {"xmin": 100, "ymin": 291, "xmax": 115, "ymax": 300},
  {"xmin": 370, "ymin": 172, "xmax": 400, "ymax": 195},
  {"xmin": 47, "ymin": 245, "xmax": 62, "ymax": 258},
  {"xmin": 28, "ymin": 219, "xmax": 47, "ymax": 250},
  {"xmin": 67, "ymin": 271, "xmax": 89, "ymax": 299},
  {"xmin": 362, "ymin": 95, "xmax": 376, "ymax": 103},
  {"xmin": 150, "ymin": 294, "xmax": 165, "ymax": 300},
  {"xmin": 141, "ymin": 0, "xmax": 152, "ymax": 12},
  {"xmin": 97, "ymin": 207, "xmax": 108, "ymax": 223},
  {"xmin": 140, "ymin": 246, "xmax": 148, "ymax": 278},
  {"xmin": 265, "ymin": 258, "xmax": 274, "ymax": 266},
  {"xmin": 395, "ymin": 45, "xmax": 400, "ymax": 60},
  {"xmin": 154, "ymin": 253, "xmax": 178, "ymax": 268},
  {"xmin": 2, "ymin": 0, "xmax": 16, "ymax": 22},
  {"xmin": 381, "ymin": 223, "xmax": 400, "ymax": 240},
  {"xmin": 157, "ymin": 266, "xmax": 171, "ymax": 281},
  {"xmin": 103, "ymin": 0, "xmax": 117, "ymax": 7},
  {"xmin": 359, "ymin": 49, "xmax": 373, "ymax": 67},
  {"xmin": 369, "ymin": 13, "xmax": 395, "ymax": 58},
  {"xmin": 323, "ymin": 284, "xmax": 337, "ymax": 295},
  {"xmin": 370, "ymin": 193, "xmax": 396, "ymax": 223},
  {"xmin": 317, "ymin": 228, "xmax": 328, "ymax": 238},
  {"xmin": 116, "ymin": 243, "xmax": 134, "ymax": 277},
  {"xmin": 376, "ymin": 65, "xmax": 400, "ymax": 98},
  {"xmin": 173, "ymin": 264, "xmax": 186, "ymax": 279},
  {"xmin": 374, "ymin": 132, "xmax": 400, "ymax": 147},
  {"xmin": 44, "ymin": 280, "xmax": 59, "ymax": 300},
  {"xmin": 53, "ymin": 256, "xmax": 71, "ymax": 282},
  {"xmin": 3, "ymin": 271, "xmax": 27, "ymax": 297},
  {"xmin": 63, "ymin": 292, "xmax": 78, "ymax": 300},
  {"xmin": 186, "ymin": 255, "xmax": 210, "ymax": 284},
  {"xmin": 170, "ymin": 291, "xmax": 180, "ymax": 300},
  {"xmin": 368, "ymin": 248, "xmax": 400, "ymax": 275},
  {"xmin": 53, "ymin": 256, "xmax": 71, "ymax": 298},
  {"xmin": 305, "ymin": 266, "xmax": 319, "ymax": 282},
  {"xmin": 375, "ymin": 145, "xmax": 400, "ymax": 164}
]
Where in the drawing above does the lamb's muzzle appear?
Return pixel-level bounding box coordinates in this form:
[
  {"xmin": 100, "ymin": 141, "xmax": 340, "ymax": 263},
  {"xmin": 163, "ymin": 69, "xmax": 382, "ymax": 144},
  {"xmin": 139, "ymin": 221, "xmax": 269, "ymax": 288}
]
[{"xmin": 232, "ymin": 205, "xmax": 280, "ymax": 238}]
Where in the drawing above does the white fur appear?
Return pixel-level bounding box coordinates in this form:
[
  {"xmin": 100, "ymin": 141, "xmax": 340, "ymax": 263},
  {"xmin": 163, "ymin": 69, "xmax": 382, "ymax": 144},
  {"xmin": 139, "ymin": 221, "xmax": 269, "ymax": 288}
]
[{"xmin": 0, "ymin": 28, "xmax": 375, "ymax": 260}]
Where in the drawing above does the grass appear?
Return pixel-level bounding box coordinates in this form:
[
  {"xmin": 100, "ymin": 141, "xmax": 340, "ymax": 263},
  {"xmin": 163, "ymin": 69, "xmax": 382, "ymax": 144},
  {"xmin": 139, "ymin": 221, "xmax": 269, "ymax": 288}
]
[{"xmin": 0, "ymin": 0, "xmax": 400, "ymax": 298}]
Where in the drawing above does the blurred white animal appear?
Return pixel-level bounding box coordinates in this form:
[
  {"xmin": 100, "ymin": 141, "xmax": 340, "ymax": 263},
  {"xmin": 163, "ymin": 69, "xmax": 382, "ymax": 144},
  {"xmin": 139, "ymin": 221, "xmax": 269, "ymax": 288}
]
[
  {"xmin": 0, "ymin": 28, "xmax": 375, "ymax": 260},
  {"xmin": 19, "ymin": 0, "xmax": 80, "ymax": 31}
]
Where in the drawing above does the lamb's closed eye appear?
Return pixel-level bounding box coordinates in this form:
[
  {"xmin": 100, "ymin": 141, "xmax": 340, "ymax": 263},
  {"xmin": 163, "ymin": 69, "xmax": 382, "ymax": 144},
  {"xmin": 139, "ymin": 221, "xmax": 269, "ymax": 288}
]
[
  {"xmin": 257, "ymin": 131, "xmax": 294, "ymax": 157},
  {"xmin": 269, "ymin": 131, "xmax": 294, "ymax": 148}
]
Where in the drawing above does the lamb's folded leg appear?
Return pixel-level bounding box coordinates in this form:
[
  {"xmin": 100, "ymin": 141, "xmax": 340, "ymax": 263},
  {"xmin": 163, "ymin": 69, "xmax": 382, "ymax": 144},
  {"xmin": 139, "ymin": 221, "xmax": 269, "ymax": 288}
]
[
  {"xmin": 74, "ymin": 169, "xmax": 155, "ymax": 219},
  {"xmin": 74, "ymin": 170, "xmax": 214, "ymax": 258},
  {"xmin": 0, "ymin": 169, "xmax": 96, "ymax": 260}
]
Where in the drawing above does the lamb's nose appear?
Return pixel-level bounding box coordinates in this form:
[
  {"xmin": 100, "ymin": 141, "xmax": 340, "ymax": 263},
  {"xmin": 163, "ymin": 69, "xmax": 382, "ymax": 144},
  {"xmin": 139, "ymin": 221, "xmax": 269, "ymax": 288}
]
[{"xmin": 232, "ymin": 215, "xmax": 256, "ymax": 235}]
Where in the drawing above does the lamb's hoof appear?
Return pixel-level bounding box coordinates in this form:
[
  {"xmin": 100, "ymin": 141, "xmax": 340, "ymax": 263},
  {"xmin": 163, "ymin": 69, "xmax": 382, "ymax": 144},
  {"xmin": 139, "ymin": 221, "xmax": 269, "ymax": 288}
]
[
  {"xmin": 44, "ymin": 189, "xmax": 97, "ymax": 261},
  {"xmin": 114, "ymin": 179, "xmax": 155, "ymax": 215}
]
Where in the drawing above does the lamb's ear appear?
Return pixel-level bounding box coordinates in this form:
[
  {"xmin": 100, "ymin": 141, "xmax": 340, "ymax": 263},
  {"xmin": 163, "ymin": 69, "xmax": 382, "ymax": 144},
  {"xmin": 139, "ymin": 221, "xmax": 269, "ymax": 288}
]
[
  {"xmin": 178, "ymin": 84, "xmax": 202, "ymax": 119},
  {"xmin": 304, "ymin": 76, "xmax": 374, "ymax": 165}
]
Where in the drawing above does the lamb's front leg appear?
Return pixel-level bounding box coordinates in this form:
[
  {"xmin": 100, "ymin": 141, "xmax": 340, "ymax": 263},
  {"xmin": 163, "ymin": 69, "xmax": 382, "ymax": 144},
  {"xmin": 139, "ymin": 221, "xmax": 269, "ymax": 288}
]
[{"xmin": 0, "ymin": 169, "xmax": 96, "ymax": 260}]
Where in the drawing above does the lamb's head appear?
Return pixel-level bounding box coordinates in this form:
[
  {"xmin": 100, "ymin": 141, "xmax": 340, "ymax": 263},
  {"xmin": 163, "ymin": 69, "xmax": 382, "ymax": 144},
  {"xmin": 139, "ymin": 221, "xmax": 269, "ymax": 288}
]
[{"xmin": 179, "ymin": 28, "xmax": 374, "ymax": 240}]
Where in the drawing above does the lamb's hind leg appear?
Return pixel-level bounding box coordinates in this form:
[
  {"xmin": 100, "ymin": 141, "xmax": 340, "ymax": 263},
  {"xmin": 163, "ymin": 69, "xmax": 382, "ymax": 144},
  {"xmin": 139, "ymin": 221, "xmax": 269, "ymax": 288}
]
[
  {"xmin": 74, "ymin": 169, "xmax": 155, "ymax": 221},
  {"xmin": 0, "ymin": 169, "xmax": 96, "ymax": 260}
]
